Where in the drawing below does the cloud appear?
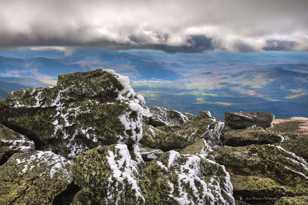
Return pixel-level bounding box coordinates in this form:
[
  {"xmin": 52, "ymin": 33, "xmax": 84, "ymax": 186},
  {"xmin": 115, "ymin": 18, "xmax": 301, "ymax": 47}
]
[
  {"xmin": 0, "ymin": 0, "xmax": 308, "ymax": 52},
  {"xmin": 0, "ymin": 68, "xmax": 57, "ymax": 86},
  {"xmin": 287, "ymin": 89, "xmax": 307, "ymax": 99}
]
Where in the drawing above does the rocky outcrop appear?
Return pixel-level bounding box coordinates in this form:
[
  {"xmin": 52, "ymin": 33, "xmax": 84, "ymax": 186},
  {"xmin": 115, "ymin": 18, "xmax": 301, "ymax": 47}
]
[
  {"xmin": 0, "ymin": 70, "xmax": 146, "ymax": 158},
  {"xmin": 212, "ymin": 113, "xmax": 308, "ymax": 205},
  {"xmin": 0, "ymin": 70, "xmax": 235, "ymax": 205},
  {"xmin": 223, "ymin": 127, "xmax": 283, "ymax": 146},
  {"xmin": 225, "ymin": 112, "xmax": 274, "ymax": 129},
  {"xmin": 146, "ymin": 106, "xmax": 192, "ymax": 127},
  {"xmin": 271, "ymin": 117, "xmax": 308, "ymax": 161},
  {"xmin": 274, "ymin": 196, "xmax": 308, "ymax": 205},
  {"xmin": 0, "ymin": 70, "xmax": 307, "ymax": 205},
  {"xmin": 72, "ymin": 145, "xmax": 234, "ymax": 205},
  {"xmin": 0, "ymin": 151, "xmax": 72, "ymax": 205},
  {"xmin": 141, "ymin": 111, "xmax": 216, "ymax": 151}
]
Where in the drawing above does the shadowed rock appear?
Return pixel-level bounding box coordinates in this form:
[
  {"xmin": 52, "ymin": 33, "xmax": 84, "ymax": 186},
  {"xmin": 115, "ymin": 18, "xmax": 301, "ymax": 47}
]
[
  {"xmin": 225, "ymin": 112, "xmax": 274, "ymax": 129},
  {"xmin": 0, "ymin": 124, "xmax": 34, "ymax": 165},
  {"xmin": 223, "ymin": 127, "xmax": 283, "ymax": 146}
]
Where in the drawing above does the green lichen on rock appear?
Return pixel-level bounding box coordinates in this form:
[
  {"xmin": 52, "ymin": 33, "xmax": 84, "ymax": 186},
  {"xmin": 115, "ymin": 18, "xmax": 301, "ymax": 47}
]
[
  {"xmin": 141, "ymin": 111, "xmax": 216, "ymax": 151},
  {"xmin": 231, "ymin": 175, "xmax": 291, "ymax": 202},
  {"xmin": 180, "ymin": 138, "xmax": 206, "ymax": 154},
  {"xmin": 270, "ymin": 118, "xmax": 308, "ymax": 161},
  {"xmin": 0, "ymin": 69, "xmax": 146, "ymax": 158},
  {"xmin": 72, "ymin": 144, "xmax": 145, "ymax": 205},
  {"xmin": 274, "ymin": 196, "xmax": 308, "ymax": 205},
  {"xmin": 140, "ymin": 151, "xmax": 235, "ymax": 205},
  {"xmin": 0, "ymin": 151, "xmax": 72, "ymax": 205},
  {"xmin": 146, "ymin": 106, "xmax": 192, "ymax": 127},
  {"xmin": 72, "ymin": 145, "xmax": 235, "ymax": 205},
  {"xmin": 212, "ymin": 144, "xmax": 308, "ymax": 203},
  {"xmin": 225, "ymin": 112, "xmax": 274, "ymax": 129},
  {"xmin": 223, "ymin": 127, "xmax": 283, "ymax": 146}
]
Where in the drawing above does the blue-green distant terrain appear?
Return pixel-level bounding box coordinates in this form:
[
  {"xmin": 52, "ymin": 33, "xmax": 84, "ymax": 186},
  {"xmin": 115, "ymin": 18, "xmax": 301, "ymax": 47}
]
[{"xmin": 0, "ymin": 48, "xmax": 307, "ymax": 119}]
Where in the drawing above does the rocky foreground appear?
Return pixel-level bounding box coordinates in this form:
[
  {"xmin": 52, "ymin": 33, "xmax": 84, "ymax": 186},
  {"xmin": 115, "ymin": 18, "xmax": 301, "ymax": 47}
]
[{"xmin": 0, "ymin": 69, "xmax": 308, "ymax": 205}]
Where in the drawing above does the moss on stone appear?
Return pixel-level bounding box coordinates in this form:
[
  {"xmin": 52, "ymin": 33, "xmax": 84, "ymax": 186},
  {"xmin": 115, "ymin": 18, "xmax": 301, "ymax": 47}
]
[
  {"xmin": 223, "ymin": 127, "xmax": 283, "ymax": 146},
  {"xmin": 0, "ymin": 151, "xmax": 72, "ymax": 205},
  {"xmin": 270, "ymin": 119, "xmax": 308, "ymax": 161},
  {"xmin": 180, "ymin": 138, "xmax": 205, "ymax": 154},
  {"xmin": 274, "ymin": 196, "xmax": 308, "ymax": 205},
  {"xmin": 141, "ymin": 111, "xmax": 215, "ymax": 151},
  {"xmin": 212, "ymin": 144, "xmax": 308, "ymax": 204}
]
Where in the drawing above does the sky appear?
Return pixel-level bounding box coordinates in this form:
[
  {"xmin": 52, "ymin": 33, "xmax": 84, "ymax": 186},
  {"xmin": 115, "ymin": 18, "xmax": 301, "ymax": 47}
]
[
  {"xmin": 0, "ymin": 0, "xmax": 307, "ymax": 118},
  {"xmin": 0, "ymin": 0, "xmax": 308, "ymax": 52}
]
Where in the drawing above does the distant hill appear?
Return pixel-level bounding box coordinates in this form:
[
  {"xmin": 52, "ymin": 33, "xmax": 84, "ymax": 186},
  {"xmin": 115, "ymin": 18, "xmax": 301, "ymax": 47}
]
[{"xmin": 0, "ymin": 77, "xmax": 46, "ymax": 99}]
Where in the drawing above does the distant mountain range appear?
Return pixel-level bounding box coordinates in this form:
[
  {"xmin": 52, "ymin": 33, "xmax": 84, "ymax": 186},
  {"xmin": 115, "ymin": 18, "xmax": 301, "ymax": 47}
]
[{"xmin": 0, "ymin": 48, "xmax": 307, "ymax": 119}]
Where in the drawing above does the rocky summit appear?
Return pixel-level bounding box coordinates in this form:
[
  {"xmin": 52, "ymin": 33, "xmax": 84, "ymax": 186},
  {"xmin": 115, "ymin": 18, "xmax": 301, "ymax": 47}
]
[{"xmin": 0, "ymin": 69, "xmax": 307, "ymax": 205}]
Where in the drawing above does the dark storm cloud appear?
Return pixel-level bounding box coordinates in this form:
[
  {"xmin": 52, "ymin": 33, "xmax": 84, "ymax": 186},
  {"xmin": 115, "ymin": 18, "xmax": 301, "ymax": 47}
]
[{"xmin": 0, "ymin": 0, "xmax": 308, "ymax": 52}]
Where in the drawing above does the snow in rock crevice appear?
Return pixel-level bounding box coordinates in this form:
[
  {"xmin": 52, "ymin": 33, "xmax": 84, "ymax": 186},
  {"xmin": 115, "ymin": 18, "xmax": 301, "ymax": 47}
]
[{"xmin": 106, "ymin": 144, "xmax": 145, "ymax": 204}]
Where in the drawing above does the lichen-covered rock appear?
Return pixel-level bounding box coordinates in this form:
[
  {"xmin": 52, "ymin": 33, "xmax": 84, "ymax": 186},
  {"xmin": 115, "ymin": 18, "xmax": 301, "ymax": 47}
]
[
  {"xmin": 0, "ymin": 123, "xmax": 34, "ymax": 164},
  {"xmin": 0, "ymin": 151, "xmax": 72, "ymax": 205},
  {"xmin": 225, "ymin": 112, "xmax": 274, "ymax": 129},
  {"xmin": 141, "ymin": 151, "xmax": 235, "ymax": 205},
  {"xmin": 223, "ymin": 127, "xmax": 283, "ymax": 146},
  {"xmin": 231, "ymin": 175, "xmax": 291, "ymax": 204},
  {"xmin": 274, "ymin": 196, "xmax": 308, "ymax": 205},
  {"xmin": 0, "ymin": 69, "xmax": 147, "ymax": 158},
  {"xmin": 146, "ymin": 106, "xmax": 192, "ymax": 127},
  {"xmin": 139, "ymin": 146, "xmax": 164, "ymax": 161},
  {"xmin": 270, "ymin": 117, "xmax": 308, "ymax": 161},
  {"xmin": 72, "ymin": 144, "xmax": 144, "ymax": 205},
  {"xmin": 72, "ymin": 145, "xmax": 235, "ymax": 205},
  {"xmin": 212, "ymin": 144, "xmax": 308, "ymax": 204},
  {"xmin": 141, "ymin": 111, "xmax": 216, "ymax": 151}
]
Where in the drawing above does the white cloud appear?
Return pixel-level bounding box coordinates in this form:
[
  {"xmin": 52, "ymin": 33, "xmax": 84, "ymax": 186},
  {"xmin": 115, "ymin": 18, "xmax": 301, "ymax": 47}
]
[{"xmin": 0, "ymin": 0, "xmax": 307, "ymax": 51}]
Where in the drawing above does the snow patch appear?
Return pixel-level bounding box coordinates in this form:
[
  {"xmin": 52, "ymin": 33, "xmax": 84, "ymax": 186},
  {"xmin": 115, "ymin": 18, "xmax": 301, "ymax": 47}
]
[
  {"xmin": 15, "ymin": 151, "xmax": 72, "ymax": 182},
  {"xmin": 106, "ymin": 144, "xmax": 144, "ymax": 204}
]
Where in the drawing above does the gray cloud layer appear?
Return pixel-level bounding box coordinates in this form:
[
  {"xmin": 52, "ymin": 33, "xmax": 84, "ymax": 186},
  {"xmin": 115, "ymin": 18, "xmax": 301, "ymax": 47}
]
[{"xmin": 1, "ymin": 0, "xmax": 308, "ymax": 52}]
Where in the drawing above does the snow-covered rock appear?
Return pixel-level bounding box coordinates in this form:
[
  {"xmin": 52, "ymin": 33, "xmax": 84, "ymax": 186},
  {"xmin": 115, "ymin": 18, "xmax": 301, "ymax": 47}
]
[{"xmin": 2, "ymin": 69, "xmax": 147, "ymax": 158}]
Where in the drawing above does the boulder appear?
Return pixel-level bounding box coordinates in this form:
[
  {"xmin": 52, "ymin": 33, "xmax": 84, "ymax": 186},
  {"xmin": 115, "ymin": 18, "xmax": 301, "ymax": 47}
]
[
  {"xmin": 274, "ymin": 196, "xmax": 308, "ymax": 205},
  {"xmin": 0, "ymin": 70, "xmax": 147, "ymax": 158},
  {"xmin": 141, "ymin": 111, "xmax": 216, "ymax": 151},
  {"xmin": 72, "ymin": 144, "xmax": 144, "ymax": 205},
  {"xmin": 0, "ymin": 150, "xmax": 72, "ymax": 205},
  {"xmin": 0, "ymin": 123, "xmax": 34, "ymax": 165},
  {"xmin": 212, "ymin": 144, "xmax": 308, "ymax": 204},
  {"xmin": 223, "ymin": 127, "xmax": 283, "ymax": 146},
  {"xmin": 146, "ymin": 106, "xmax": 192, "ymax": 127},
  {"xmin": 270, "ymin": 117, "xmax": 308, "ymax": 161},
  {"xmin": 225, "ymin": 112, "xmax": 274, "ymax": 129},
  {"xmin": 72, "ymin": 145, "xmax": 235, "ymax": 205}
]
